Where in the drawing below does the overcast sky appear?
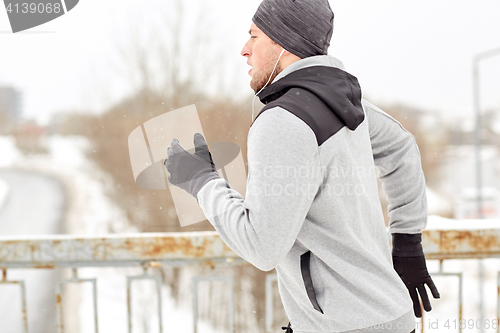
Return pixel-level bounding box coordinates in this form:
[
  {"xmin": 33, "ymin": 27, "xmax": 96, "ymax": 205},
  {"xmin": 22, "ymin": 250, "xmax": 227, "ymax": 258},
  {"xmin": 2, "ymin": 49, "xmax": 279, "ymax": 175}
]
[{"xmin": 1, "ymin": 0, "xmax": 500, "ymax": 125}]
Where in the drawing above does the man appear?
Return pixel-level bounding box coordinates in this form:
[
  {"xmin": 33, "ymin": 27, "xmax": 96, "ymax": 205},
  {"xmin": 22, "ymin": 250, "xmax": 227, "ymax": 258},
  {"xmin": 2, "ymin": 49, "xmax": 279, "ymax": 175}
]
[{"xmin": 164, "ymin": 0, "xmax": 440, "ymax": 332}]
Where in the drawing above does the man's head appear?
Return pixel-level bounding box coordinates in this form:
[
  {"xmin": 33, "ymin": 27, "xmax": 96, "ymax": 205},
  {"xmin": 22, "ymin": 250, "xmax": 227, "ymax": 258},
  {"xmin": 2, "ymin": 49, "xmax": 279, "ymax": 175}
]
[
  {"xmin": 241, "ymin": 23, "xmax": 295, "ymax": 93},
  {"xmin": 241, "ymin": 0, "xmax": 334, "ymax": 93}
]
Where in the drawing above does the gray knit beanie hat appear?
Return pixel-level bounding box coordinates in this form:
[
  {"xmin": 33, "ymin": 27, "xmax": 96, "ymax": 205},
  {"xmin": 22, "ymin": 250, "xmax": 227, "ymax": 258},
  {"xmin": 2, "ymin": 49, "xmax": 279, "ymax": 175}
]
[{"xmin": 252, "ymin": 0, "xmax": 334, "ymax": 59}]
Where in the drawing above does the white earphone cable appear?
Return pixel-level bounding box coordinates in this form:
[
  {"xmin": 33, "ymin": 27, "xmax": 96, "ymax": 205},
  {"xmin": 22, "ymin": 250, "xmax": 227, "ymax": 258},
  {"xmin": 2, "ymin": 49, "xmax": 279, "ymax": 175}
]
[{"xmin": 251, "ymin": 48, "xmax": 285, "ymax": 123}]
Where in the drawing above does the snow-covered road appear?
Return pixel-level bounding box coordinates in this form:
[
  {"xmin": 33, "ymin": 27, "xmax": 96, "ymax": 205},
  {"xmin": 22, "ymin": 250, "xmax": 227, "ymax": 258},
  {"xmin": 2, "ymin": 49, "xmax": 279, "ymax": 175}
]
[
  {"xmin": 0, "ymin": 169, "xmax": 64, "ymax": 235},
  {"xmin": 0, "ymin": 169, "xmax": 65, "ymax": 333}
]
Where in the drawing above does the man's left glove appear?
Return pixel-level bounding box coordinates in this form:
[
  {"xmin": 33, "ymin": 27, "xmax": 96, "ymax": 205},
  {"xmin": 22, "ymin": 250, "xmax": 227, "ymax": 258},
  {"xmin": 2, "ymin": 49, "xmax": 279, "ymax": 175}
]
[
  {"xmin": 392, "ymin": 233, "xmax": 441, "ymax": 318},
  {"xmin": 164, "ymin": 133, "xmax": 221, "ymax": 202}
]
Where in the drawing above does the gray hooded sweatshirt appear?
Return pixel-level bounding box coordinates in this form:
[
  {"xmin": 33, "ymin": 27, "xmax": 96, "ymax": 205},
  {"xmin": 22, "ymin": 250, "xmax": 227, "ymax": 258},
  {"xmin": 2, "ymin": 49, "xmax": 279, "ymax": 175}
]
[{"xmin": 197, "ymin": 55, "xmax": 425, "ymax": 333}]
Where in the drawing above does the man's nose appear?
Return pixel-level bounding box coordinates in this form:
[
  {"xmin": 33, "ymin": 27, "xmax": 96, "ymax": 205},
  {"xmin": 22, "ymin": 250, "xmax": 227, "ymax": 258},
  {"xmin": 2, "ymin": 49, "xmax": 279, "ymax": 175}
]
[{"xmin": 241, "ymin": 40, "xmax": 251, "ymax": 57}]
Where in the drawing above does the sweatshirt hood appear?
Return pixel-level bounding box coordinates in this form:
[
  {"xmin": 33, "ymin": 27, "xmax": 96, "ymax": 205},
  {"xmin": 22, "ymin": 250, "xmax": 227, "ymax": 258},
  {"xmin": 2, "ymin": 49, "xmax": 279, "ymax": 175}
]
[{"xmin": 258, "ymin": 64, "xmax": 364, "ymax": 131}]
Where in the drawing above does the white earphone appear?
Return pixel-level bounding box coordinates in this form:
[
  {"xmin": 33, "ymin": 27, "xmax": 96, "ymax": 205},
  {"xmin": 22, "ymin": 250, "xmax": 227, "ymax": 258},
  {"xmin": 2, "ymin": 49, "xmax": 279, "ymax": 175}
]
[{"xmin": 251, "ymin": 48, "xmax": 286, "ymax": 123}]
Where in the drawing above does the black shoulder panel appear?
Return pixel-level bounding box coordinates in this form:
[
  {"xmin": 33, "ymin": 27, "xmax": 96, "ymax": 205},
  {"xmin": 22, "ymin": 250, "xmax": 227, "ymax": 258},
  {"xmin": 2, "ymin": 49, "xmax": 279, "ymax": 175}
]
[{"xmin": 253, "ymin": 87, "xmax": 345, "ymax": 146}]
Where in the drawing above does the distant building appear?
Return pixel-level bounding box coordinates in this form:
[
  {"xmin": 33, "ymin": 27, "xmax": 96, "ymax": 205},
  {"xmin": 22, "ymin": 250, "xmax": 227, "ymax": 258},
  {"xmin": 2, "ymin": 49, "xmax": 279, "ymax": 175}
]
[{"xmin": 0, "ymin": 86, "xmax": 23, "ymax": 121}]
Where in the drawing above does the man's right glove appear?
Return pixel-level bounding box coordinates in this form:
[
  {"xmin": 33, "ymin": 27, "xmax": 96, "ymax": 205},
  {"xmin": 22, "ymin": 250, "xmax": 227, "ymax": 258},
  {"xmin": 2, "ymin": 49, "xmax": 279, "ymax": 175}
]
[
  {"xmin": 164, "ymin": 133, "xmax": 220, "ymax": 203},
  {"xmin": 392, "ymin": 233, "xmax": 440, "ymax": 318}
]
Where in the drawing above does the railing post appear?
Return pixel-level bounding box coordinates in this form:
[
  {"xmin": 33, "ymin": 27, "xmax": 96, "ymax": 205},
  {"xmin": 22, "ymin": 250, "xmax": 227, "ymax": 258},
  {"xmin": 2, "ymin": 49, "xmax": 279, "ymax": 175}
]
[
  {"xmin": 56, "ymin": 267, "xmax": 99, "ymax": 333},
  {"xmin": 56, "ymin": 282, "xmax": 64, "ymax": 333},
  {"xmin": 0, "ymin": 268, "xmax": 29, "ymax": 333},
  {"xmin": 265, "ymin": 274, "xmax": 277, "ymax": 333},
  {"xmin": 192, "ymin": 275, "xmax": 234, "ymax": 333},
  {"xmin": 497, "ymin": 271, "xmax": 500, "ymax": 333},
  {"xmin": 127, "ymin": 261, "xmax": 163, "ymax": 333}
]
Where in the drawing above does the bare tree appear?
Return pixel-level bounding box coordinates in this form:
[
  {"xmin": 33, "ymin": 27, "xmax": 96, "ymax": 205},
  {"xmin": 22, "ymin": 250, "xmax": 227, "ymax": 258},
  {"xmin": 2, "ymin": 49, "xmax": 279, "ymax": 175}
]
[{"xmin": 111, "ymin": 0, "xmax": 228, "ymax": 109}]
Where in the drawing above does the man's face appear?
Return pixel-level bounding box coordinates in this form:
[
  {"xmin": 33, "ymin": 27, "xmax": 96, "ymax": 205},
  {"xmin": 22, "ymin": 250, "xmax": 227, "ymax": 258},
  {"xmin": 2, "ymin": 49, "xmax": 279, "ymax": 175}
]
[{"xmin": 241, "ymin": 23, "xmax": 283, "ymax": 93}]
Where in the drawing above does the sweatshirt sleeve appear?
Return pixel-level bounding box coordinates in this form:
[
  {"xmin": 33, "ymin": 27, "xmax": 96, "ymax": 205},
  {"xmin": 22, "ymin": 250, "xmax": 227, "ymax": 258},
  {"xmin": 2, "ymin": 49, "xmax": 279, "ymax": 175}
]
[
  {"xmin": 197, "ymin": 107, "xmax": 322, "ymax": 271},
  {"xmin": 362, "ymin": 99, "xmax": 427, "ymax": 234}
]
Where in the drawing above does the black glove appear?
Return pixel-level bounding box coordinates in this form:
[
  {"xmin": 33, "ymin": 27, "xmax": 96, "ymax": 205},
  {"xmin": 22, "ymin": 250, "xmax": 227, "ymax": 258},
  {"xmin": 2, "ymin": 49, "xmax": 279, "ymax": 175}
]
[
  {"xmin": 164, "ymin": 133, "xmax": 220, "ymax": 202},
  {"xmin": 281, "ymin": 322, "xmax": 293, "ymax": 333},
  {"xmin": 392, "ymin": 233, "xmax": 440, "ymax": 318}
]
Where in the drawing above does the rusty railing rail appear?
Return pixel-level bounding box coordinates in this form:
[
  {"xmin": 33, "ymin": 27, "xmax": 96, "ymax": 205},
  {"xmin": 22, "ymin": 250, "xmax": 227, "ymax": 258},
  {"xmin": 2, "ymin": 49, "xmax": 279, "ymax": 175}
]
[{"xmin": 1, "ymin": 227, "xmax": 500, "ymax": 332}]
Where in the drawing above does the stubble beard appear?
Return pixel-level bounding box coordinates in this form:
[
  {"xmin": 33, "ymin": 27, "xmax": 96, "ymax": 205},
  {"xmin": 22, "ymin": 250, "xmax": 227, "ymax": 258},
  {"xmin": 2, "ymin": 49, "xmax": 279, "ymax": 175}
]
[{"xmin": 250, "ymin": 52, "xmax": 283, "ymax": 93}]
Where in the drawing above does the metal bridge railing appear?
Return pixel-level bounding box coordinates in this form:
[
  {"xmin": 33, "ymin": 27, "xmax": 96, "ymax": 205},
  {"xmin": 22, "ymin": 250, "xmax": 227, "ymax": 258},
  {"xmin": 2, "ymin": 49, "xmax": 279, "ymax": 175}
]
[{"xmin": 1, "ymin": 228, "xmax": 500, "ymax": 333}]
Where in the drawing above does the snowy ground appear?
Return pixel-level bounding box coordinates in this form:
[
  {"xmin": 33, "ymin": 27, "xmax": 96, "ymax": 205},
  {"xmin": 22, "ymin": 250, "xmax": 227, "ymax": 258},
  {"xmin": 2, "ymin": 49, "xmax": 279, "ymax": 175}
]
[
  {"xmin": 427, "ymin": 215, "xmax": 500, "ymax": 230},
  {"xmin": 0, "ymin": 135, "xmax": 217, "ymax": 333}
]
